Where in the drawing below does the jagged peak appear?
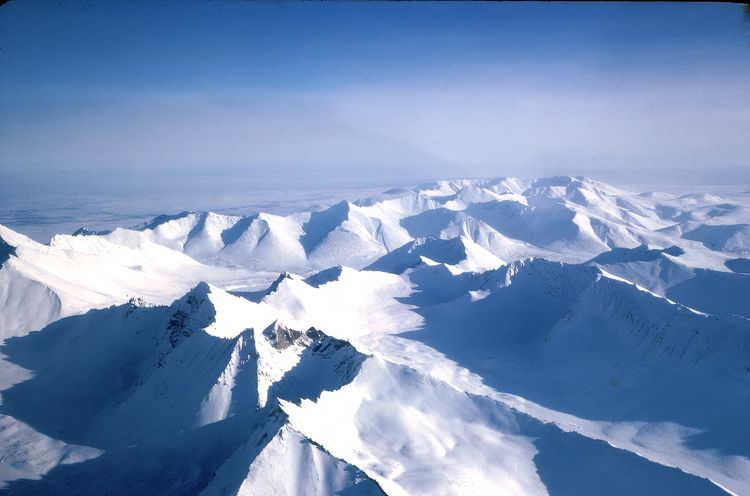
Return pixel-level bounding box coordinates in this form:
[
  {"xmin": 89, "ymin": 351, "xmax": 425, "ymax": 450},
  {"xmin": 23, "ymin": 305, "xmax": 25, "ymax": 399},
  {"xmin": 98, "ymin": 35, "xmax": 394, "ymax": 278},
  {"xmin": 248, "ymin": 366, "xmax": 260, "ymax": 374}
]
[
  {"xmin": 298, "ymin": 201, "xmax": 360, "ymax": 254},
  {"xmin": 304, "ymin": 266, "xmax": 344, "ymax": 287},
  {"xmin": 365, "ymin": 236, "xmax": 472, "ymax": 274},
  {"xmin": 169, "ymin": 282, "xmax": 214, "ymax": 319},
  {"xmin": 504, "ymin": 257, "xmax": 599, "ymax": 286},
  {"xmin": 528, "ymin": 175, "xmax": 590, "ymax": 188},
  {"xmin": 184, "ymin": 280, "xmax": 213, "ymax": 299},
  {"xmin": 413, "ymin": 178, "xmax": 493, "ymax": 197},
  {"xmin": 265, "ymin": 272, "xmax": 298, "ymax": 295},
  {"xmin": 261, "ymin": 320, "xmax": 340, "ymax": 352},
  {"xmin": 491, "ymin": 257, "xmax": 682, "ymax": 312},
  {"xmin": 325, "ymin": 199, "xmax": 355, "ymax": 215},
  {"xmin": 218, "ymin": 213, "xmax": 264, "ymax": 245},
  {"xmin": 0, "ymin": 234, "xmax": 17, "ymax": 265},
  {"xmin": 126, "ymin": 296, "xmax": 150, "ymax": 308},
  {"xmin": 526, "ymin": 175, "xmax": 630, "ymax": 198},
  {"xmin": 262, "ymin": 320, "xmax": 307, "ymax": 350},
  {"xmin": 234, "ymin": 326, "xmax": 257, "ymax": 347},
  {"xmin": 0, "ymin": 224, "xmax": 39, "ymax": 250},
  {"xmin": 162, "ymin": 283, "xmax": 217, "ymax": 349},
  {"xmin": 72, "ymin": 227, "xmax": 112, "ymax": 237},
  {"xmin": 135, "ymin": 210, "xmax": 197, "ymax": 231}
]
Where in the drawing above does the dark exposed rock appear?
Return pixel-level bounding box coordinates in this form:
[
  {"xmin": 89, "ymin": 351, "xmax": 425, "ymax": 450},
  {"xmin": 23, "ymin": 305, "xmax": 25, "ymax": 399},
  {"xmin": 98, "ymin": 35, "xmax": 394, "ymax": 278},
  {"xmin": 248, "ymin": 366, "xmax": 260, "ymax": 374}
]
[
  {"xmin": 0, "ymin": 235, "xmax": 16, "ymax": 266},
  {"xmin": 262, "ymin": 320, "xmax": 304, "ymax": 350}
]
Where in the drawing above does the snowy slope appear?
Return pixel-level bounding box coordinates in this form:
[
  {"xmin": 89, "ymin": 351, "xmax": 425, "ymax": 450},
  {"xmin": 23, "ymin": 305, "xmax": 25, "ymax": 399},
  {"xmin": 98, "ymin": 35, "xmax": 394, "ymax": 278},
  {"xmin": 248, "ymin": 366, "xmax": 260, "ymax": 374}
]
[
  {"xmin": 588, "ymin": 244, "xmax": 750, "ymax": 317},
  {"xmin": 1, "ymin": 176, "xmax": 749, "ymax": 495},
  {"xmin": 0, "ymin": 284, "xmax": 369, "ymax": 492},
  {"xmin": 60, "ymin": 175, "xmax": 746, "ymax": 275},
  {"xmin": 201, "ymin": 424, "xmax": 385, "ymax": 496},
  {"xmin": 0, "ymin": 224, "xmax": 276, "ymax": 340}
]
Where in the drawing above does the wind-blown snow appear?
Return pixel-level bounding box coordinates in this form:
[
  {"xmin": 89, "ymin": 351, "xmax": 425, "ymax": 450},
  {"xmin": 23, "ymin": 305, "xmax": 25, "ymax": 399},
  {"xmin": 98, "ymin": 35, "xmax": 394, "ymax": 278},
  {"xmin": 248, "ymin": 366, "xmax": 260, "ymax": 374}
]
[{"xmin": 0, "ymin": 176, "xmax": 748, "ymax": 495}]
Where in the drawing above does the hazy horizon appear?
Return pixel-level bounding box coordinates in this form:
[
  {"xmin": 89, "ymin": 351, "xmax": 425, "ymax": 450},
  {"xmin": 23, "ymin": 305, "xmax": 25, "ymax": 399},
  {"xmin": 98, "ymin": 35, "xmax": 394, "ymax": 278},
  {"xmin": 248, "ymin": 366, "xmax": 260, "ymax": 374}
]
[
  {"xmin": 2, "ymin": 2, "xmax": 749, "ymax": 187},
  {"xmin": 2, "ymin": 1, "xmax": 749, "ymax": 240},
  {"xmin": 2, "ymin": 165, "xmax": 748, "ymax": 243}
]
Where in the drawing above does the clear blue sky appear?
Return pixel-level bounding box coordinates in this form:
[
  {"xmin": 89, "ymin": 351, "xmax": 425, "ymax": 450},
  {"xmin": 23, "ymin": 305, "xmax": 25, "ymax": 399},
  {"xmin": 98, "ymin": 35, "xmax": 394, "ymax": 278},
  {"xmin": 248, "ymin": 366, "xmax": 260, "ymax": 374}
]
[{"xmin": 1, "ymin": 1, "xmax": 749, "ymax": 187}]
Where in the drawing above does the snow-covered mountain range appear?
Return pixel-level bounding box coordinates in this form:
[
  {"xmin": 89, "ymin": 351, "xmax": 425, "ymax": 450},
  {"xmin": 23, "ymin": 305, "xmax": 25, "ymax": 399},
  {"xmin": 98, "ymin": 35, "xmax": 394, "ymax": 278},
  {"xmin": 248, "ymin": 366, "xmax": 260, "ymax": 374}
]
[{"xmin": 1, "ymin": 176, "xmax": 749, "ymax": 495}]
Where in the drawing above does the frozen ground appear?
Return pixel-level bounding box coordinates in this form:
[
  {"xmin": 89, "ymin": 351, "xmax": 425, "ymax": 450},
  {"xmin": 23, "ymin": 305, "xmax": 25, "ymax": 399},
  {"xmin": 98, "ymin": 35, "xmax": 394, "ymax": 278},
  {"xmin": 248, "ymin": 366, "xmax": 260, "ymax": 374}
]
[{"xmin": 0, "ymin": 176, "xmax": 749, "ymax": 495}]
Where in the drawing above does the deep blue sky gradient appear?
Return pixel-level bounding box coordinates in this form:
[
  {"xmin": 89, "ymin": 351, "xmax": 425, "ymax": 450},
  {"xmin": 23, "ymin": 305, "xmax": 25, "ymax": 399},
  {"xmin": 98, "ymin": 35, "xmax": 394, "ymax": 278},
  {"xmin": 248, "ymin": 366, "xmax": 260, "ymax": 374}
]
[
  {"xmin": 1, "ymin": 1, "xmax": 749, "ymax": 187},
  {"xmin": 2, "ymin": 2, "xmax": 747, "ymax": 90}
]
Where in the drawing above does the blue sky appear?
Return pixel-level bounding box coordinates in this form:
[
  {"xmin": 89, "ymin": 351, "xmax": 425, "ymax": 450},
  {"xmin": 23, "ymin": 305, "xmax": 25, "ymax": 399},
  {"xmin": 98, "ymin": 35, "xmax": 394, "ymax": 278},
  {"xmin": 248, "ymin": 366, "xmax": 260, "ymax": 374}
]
[{"xmin": 1, "ymin": 1, "xmax": 749, "ymax": 188}]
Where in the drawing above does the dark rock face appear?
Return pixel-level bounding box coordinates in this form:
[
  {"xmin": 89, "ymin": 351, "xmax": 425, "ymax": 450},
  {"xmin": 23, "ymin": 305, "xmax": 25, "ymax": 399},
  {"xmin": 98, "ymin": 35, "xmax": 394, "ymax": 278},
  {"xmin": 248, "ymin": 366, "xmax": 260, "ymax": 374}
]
[
  {"xmin": 265, "ymin": 272, "xmax": 294, "ymax": 296},
  {"xmin": 0, "ymin": 235, "xmax": 16, "ymax": 266},
  {"xmin": 262, "ymin": 321, "xmax": 304, "ymax": 350},
  {"xmin": 73, "ymin": 227, "xmax": 112, "ymax": 236},
  {"xmin": 165, "ymin": 285, "xmax": 212, "ymax": 348}
]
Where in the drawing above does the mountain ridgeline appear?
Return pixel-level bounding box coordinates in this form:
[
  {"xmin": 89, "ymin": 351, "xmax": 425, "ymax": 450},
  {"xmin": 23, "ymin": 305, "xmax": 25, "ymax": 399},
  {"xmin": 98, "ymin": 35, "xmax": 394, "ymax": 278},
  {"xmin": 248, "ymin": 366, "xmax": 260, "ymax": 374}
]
[{"xmin": 0, "ymin": 176, "xmax": 748, "ymax": 495}]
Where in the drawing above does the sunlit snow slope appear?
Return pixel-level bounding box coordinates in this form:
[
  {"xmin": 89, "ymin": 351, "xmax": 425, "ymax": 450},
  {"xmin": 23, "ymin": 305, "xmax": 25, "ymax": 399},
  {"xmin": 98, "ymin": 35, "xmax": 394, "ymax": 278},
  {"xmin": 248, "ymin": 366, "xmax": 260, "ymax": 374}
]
[{"xmin": 1, "ymin": 176, "xmax": 749, "ymax": 495}]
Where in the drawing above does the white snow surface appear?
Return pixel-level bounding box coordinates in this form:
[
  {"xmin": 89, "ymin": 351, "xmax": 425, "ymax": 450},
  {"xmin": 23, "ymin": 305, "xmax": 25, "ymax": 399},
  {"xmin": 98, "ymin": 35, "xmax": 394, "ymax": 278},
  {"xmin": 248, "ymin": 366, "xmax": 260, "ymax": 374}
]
[{"xmin": 0, "ymin": 176, "xmax": 749, "ymax": 495}]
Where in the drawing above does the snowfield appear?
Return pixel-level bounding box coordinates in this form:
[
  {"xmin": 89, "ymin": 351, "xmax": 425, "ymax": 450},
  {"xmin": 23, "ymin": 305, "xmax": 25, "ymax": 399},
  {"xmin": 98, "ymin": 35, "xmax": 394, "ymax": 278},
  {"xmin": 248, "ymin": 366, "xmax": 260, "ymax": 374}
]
[{"xmin": 0, "ymin": 176, "xmax": 748, "ymax": 495}]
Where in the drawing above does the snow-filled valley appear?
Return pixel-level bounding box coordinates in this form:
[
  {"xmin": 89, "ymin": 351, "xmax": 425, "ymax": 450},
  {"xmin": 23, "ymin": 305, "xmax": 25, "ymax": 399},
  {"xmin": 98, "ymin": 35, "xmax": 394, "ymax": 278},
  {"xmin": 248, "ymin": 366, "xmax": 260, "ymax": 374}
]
[{"xmin": 1, "ymin": 176, "xmax": 749, "ymax": 495}]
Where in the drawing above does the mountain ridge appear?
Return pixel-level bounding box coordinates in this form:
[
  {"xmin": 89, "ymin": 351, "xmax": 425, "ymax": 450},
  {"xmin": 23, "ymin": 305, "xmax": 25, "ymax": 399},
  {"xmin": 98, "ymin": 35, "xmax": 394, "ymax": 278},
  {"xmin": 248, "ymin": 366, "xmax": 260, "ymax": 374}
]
[{"xmin": 1, "ymin": 176, "xmax": 749, "ymax": 495}]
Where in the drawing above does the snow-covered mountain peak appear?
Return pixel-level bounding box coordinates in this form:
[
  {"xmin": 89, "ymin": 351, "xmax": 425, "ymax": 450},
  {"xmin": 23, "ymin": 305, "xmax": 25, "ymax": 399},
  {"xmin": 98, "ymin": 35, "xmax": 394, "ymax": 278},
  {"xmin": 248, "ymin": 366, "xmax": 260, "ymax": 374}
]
[
  {"xmin": 303, "ymin": 265, "xmax": 345, "ymax": 287},
  {"xmin": 265, "ymin": 271, "xmax": 299, "ymax": 294},
  {"xmin": 164, "ymin": 282, "xmax": 216, "ymax": 346},
  {"xmin": 43, "ymin": 175, "xmax": 745, "ymax": 275},
  {"xmin": 2, "ymin": 175, "xmax": 750, "ymax": 495},
  {"xmin": 262, "ymin": 320, "xmax": 313, "ymax": 351},
  {"xmin": 0, "ymin": 224, "xmax": 37, "ymax": 251},
  {"xmin": 179, "ymin": 280, "xmax": 213, "ymax": 304}
]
